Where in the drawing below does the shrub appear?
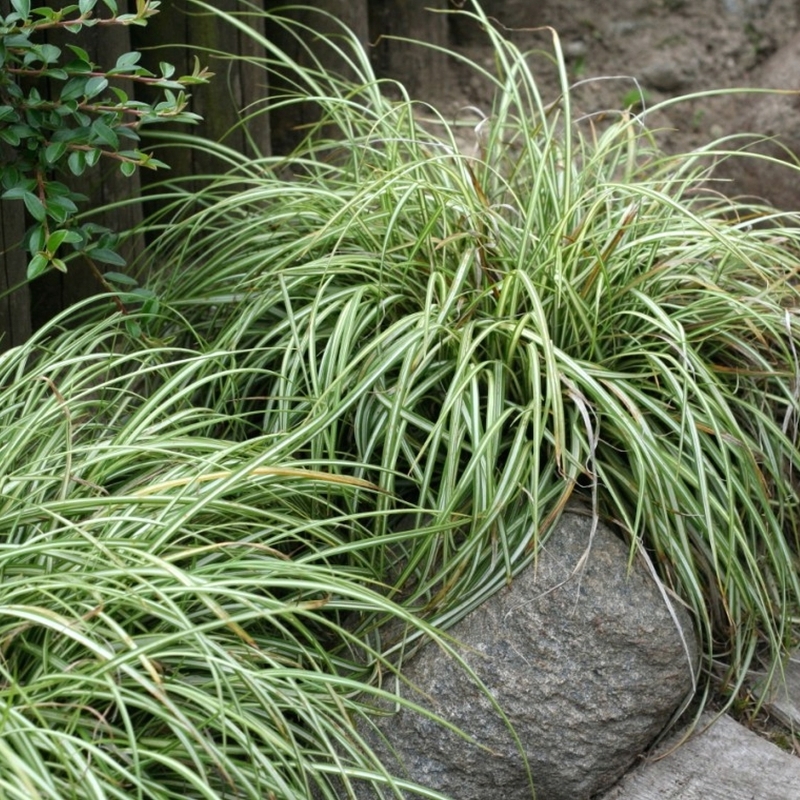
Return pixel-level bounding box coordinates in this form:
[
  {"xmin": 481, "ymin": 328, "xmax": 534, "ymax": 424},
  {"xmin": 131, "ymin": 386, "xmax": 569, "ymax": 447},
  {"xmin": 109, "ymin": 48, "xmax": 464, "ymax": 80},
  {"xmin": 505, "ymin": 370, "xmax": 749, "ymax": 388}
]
[
  {"xmin": 0, "ymin": 0, "xmax": 211, "ymax": 282},
  {"xmin": 142, "ymin": 1, "xmax": 800, "ymax": 701},
  {"xmin": 0, "ymin": 299, "xmax": 472, "ymax": 799},
  {"xmin": 1, "ymin": 2, "xmax": 799, "ymax": 797}
]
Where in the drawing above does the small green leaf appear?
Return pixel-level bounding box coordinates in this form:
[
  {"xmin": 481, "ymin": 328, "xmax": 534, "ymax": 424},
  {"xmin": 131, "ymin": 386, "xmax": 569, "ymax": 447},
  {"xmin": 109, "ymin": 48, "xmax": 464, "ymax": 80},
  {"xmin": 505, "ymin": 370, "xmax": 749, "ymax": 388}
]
[
  {"xmin": 60, "ymin": 77, "xmax": 88, "ymax": 102},
  {"xmin": 0, "ymin": 106, "xmax": 17, "ymax": 123},
  {"xmin": 27, "ymin": 253, "xmax": 49, "ymax": 280},
  {"xmin": 83, "ymin": 222, "xmax": 111, "ymax": 237},
  {"xmin": 3, "ymin": 83, "xmax": 23, "ymax": 101},
  {"xmin": 12, "ymin": 124, "xmax": 37, "ymax": 143},
  {"xmin": 152, "ymin": 79, "xmax": 185, "ymax": 91},
  {"xmin": 91, "ymin": 247, "xmax": 126, "ymax": 266},
  {"xmin": 51, "ymin": 257, "xmax": 68, "ymax": 273},
  {"xmin": 44, "ymin": 181, "xmax": 73, "ymax": 198},
  {"xmin": 84, "ymin": 76, "xmax": 108, "ymax": 99},
  {"xmin": 0, "ymin": 129, "xmax": 21, "ymax": 147},
  {"xmin": 79, "ymin": 0, "xmax": 97, "ymax": 13},
  {"xmin": 39, "ymin": 44, "xmax": 61, "ymax": 65},
  {"xmin": 52, "ymin": 128, "xmax": 83, "ymax": 144},
  {"xmin": 45, "ymin": 231, "xmax": 66, "ymax": 253},
  {"xmin": 31, "ymin": 6, "xmax": 57, "ymax": 19},
  {"xmin": 103, "ymin": 0, "xmax": 119, "ymax": 15},
  {"xmin": 103, "ymin": 271, "xmax": 137, "ymax": 286},
  {"xmin": 22, "ymin": 192, "xmax": 46, "ymax": 222},
  {"xmin": 45, "ymin": 203, "xmax": 69, "ymax": 224},
  {"xmin": 63, "ymin": 230, "xmax": 83, "ymax": 245},
  {"xmin": 116, "ymin": 14, "xmax": 138, "ymax": 25},
  {"xmin": 159, "ymin": 61, "xmax": 176, "ymax": 79},
  {"xmin": 0, "ymin": 168, "xmax": 21, "ymax": 191},
  {"xmin": 91, "ymin": 119, "xmax": 118, "ymax": 148},
  {"xmin": 26, "ymin": 224, "xmax": 45, "ymax": 255},
  {"xmin": 125, "ymin": 318, "xmax": 142, "ymax": 338},
  {"xmin": 47, "ymin": 195, "xmax": 79, "ymax": 216},
  {"xmin": 110, "ymin": 87, "xmax": 129, "ymax": 104},
  {"xmin": 65, "ymin": 45, "xmax": 91, "ymax": 65},
  {"xmin": 113, "ymin": 51, "xmax": 141, "ymax": 71},
  {"xmin": 116, "ymin": 126, "xmax": 139, "ymax": 142},
  {"xmin": 55, "ymin": 101, "xmax": 77, "ymax": 117},
  {"xmin": 1, "ymin": 35, "xmax": 30, "ymax": 51},
  {"xmin": 11, "ymin": 0, "xmax": 31, "ymax": 19},
  {"xmin": 142, "ymin": 155, "xmax": 168, "ymax": 170},
  {"xmin": 68, "ymin": 150, "xmax": 86, "ymax": 176},
  {"xmin": 46, "ymin": 229, "xmax": 81, "ymax": 253},
  {"xmin": 85, "ymin": 148, "xmax": 101, "ymax": 167},
  {"xmin": 3, "ymin": 187, "xmax": 28, "ymax": 201},
  {"xmin": 44, "ymin": 141, "xmax": 67, "ymax": 164},
  {"xmin": 120, "ymin": 160, "xmax": 136, "ymax": 177},
  {"xmin": 141, "ymin": 294, "xmax": 159, "ymax": 315}
]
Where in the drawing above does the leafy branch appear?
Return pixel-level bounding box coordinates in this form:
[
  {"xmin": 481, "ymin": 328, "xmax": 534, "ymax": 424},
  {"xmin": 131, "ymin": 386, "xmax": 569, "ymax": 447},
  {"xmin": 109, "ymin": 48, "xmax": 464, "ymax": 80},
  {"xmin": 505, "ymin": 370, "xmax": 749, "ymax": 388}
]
[{"xmin": 0, "ymin": 0, "xmax": 213, "ymax": 281}]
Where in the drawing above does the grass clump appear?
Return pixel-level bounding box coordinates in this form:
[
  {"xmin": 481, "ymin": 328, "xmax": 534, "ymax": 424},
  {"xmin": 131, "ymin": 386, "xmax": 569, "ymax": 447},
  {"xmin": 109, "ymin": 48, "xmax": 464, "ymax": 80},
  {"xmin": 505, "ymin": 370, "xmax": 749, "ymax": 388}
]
[
  {"xmin": 2, "ymin": 1, "xmax": 800, "ymax": 796},
  {"xmin": 0, "ymin": 305, "xmax": 467, "ymax": 799},
  {"xmin": 145, "ymin": 1, "xmax": 800, "ymax": 681}
]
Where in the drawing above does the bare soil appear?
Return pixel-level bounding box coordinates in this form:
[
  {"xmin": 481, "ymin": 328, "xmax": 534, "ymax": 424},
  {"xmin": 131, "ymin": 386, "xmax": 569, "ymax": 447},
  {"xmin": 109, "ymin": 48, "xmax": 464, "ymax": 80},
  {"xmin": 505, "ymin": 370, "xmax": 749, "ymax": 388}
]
[{"xmin": 425, "ymin": 0, "xmax": 800, "ymax": 199}]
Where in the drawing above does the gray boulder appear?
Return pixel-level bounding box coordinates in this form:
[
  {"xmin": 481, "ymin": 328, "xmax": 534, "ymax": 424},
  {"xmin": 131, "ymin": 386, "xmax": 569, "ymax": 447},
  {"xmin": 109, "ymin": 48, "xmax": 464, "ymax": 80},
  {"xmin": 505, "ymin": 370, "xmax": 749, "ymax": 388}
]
[{"xmin": 350, "ymin": 510, "xmax": 698, "ymax": 800}]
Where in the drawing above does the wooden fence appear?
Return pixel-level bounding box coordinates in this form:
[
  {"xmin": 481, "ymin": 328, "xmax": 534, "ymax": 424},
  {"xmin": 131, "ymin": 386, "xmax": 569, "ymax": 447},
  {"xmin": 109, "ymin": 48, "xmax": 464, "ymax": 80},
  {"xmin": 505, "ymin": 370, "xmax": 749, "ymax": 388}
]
[{"xmin": 0, "ymin": 0, "xmax": 476, "ymax": 349}]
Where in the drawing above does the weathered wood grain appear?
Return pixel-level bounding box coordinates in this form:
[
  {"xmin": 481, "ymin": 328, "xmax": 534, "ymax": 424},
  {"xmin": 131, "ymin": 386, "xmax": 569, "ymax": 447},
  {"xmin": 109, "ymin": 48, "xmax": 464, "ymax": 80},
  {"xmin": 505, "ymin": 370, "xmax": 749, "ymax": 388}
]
[{"xmin": 0, "ymin": 199, "xmax": 30, "ymax": 349}]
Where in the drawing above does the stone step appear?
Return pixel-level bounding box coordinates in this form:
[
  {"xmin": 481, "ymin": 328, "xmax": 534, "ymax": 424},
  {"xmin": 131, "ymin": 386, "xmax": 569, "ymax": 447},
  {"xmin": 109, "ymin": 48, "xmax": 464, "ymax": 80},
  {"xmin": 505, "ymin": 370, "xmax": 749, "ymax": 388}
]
[
  {"xmin": 599, "ymin": 711, "xmax": 800, "ymax": 800},
  {"xmin": 758, "ymin": 648, "xmax": 800, "ymax": 730}
]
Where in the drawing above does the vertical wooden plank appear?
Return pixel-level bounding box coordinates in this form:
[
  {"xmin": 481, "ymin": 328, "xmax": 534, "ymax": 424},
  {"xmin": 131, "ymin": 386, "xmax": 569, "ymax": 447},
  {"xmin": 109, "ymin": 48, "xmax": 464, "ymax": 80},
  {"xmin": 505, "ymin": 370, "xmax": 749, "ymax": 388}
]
[
  {"xmin": 236, "ymin": 4, "xmax": 273, "ymax": 160},
  {"xmin": 263, "ymin": 0, "xmax": 369, "ymax": 153},
  {"xmin": 187, "ymin": 1, "xmax": 272, "ymax": 175},
  {"xmin": 0, "ymin": 0, "xmax": 28, "ymax": 347},
  {"xmin": 129, "ymin": 2, "xmax": 192, "ymax": 187},
  {"xmin": 448, "ymin": 0, "xmax": 547, "ymax": 46},
  {"xmin": 367, "ymin": 0, "xmax": 451, "ymax": 98},
  {"xmin": 131, "ymin": 0, "xmax": 271, "ymax": 195},
  {"xmin": 0, "ymin": 200, "xmax": 31, "ymax": 350},
  {"xmin": 0, "ymin": 0, "xmax": 29, "ymax": 348}
]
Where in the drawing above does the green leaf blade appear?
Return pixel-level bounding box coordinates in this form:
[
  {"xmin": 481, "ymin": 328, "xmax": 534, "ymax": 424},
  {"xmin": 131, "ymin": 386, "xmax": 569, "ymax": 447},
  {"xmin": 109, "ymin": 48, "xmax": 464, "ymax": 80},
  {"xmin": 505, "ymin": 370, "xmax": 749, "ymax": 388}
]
[
  {"xmin": 84, "ymin": 76, "xmax": 108, "ymax": 100},
  {"xmin": 90, "ymin": 247, "xmax": 126, "ymax": 266},
  {"xmin": 68, "ymin": 150, "xmax": 86, "ymax": 176},
  {"xmin": 91, "ymin": 119, "xmax": 119, "ymax": 149},
  {"xmin": 26, "ymin": 252, "xmax": 48, "ymax": 280},
  {"xmin": 11, "ymin": 0, "xmax": 31, "ymax": 19},
  {"xmin": 44, "ymin": 141, "xmax": 68, "ymax": 165}
]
